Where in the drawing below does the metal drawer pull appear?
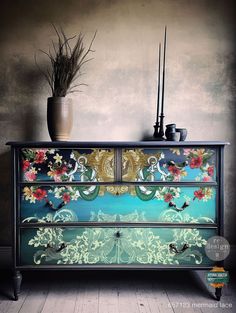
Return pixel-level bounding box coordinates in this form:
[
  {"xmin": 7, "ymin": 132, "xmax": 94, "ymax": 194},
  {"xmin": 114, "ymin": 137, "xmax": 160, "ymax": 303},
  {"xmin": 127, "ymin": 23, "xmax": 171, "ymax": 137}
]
[
  {"xmin": 56, "ymin": 243, "xmax": 67, "ymax": 252},
  {"xmin": 169, "ymin": 201, "xmax": 189, "ymax": 211},
  {"xmin": 169, "ymin": 243, "xmax": 189, "ymax": 254},
  {"xmin": 45, "ymin": 199, "xmax": 57, "ymax": 210},
  {"xmin": 115, "ymin": 231, "xmax": 121, "ymax": 238},
  {"xmin": 167, "ymin": 160, "xmax": 188, "ymax": 167},
  {"xmin": 45, "ymin": 242, "xmax": 67, "ymax": 253},
  {"xmin": 58, "ymin": 201, "xmax": 66, "ymax": 209},
  {"xmin": 45, "ymin": 199, "xmax": 65, "ymax": 211}
]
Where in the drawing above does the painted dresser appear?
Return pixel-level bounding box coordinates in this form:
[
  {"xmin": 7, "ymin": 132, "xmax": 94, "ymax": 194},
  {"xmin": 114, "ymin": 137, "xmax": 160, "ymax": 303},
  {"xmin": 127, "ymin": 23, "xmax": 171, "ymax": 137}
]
[{"xmin": 7, "ymin": 141, "xmax": 228, "ymax": 300}]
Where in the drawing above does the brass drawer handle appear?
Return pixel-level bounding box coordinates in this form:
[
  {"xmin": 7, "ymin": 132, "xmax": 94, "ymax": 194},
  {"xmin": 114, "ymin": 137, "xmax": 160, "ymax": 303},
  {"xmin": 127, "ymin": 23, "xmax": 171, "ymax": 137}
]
[{"xmin": 169, "ymin": 243, "xmax": 189, "ymax": 254}]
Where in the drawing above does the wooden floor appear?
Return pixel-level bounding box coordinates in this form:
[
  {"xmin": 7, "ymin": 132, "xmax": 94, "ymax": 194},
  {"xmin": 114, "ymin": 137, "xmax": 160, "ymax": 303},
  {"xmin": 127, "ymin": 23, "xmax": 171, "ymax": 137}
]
[{"xmin": 0, "ymin": 270, "xmax": 235, "ymax": 313}]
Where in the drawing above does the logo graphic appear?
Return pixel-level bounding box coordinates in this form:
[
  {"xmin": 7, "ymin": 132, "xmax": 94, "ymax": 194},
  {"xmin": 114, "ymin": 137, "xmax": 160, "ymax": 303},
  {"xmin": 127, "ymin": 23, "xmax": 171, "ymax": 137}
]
[
  {"xmin": 205, "ymin": 236, "xmax": 230, "ymax": 261},
  {"xmin": 206, "ymin": 266, "xmax": 229, "ymax": 288}
]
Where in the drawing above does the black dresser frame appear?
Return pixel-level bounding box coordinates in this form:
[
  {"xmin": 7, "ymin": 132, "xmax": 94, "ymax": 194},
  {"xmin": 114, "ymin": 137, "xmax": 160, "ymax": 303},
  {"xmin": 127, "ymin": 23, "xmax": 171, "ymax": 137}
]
[{"xmin": 7, "ymin": 141, "xmax": 229, "ymax": 301}]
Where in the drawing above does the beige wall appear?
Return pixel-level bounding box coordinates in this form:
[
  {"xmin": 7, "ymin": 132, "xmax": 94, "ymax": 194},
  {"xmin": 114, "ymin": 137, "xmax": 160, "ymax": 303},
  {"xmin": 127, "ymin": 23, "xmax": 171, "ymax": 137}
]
[{"xmin": 0, "ymin": 0, "xmax": 235, "ymax": 245}]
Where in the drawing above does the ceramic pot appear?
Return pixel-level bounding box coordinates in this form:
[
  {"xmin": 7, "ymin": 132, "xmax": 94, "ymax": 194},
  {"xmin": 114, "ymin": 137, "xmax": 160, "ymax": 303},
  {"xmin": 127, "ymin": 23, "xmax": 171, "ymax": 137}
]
[
  {"xmin": 47, "ymin": 97, "xmax": 73, "ymax": 141},
  {"xmin": 176, "ymin": 128, "xmax": 187, "ymax": 141},
  {"xmin": 165, "ymin": 124, "xmax": 177, "ymax": 141}
]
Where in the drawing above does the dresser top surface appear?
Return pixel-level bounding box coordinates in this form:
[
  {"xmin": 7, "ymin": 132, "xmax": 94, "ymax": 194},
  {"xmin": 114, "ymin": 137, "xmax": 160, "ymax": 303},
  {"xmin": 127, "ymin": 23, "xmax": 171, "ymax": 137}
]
[{"xmin": 6, "ymin": 141, "xmax": 229, "ymax": 148}]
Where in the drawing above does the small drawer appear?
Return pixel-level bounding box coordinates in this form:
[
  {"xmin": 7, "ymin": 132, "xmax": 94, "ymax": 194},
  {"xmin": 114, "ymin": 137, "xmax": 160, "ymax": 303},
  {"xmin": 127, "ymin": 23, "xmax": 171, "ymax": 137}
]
[
  {"xmin": 20, "ymin": 185, "xmax": 216, "ymax": 224},
  {"xmin": 122, "ymin": 147, "xmax": 217, "ymax": 182},
  {"xmin": 20, "ymin": 148, "xmax": 115, "ymax": 182},
  {"xmin": 20, "ymin": 227, "xmax": 216, "ymax": 266}
]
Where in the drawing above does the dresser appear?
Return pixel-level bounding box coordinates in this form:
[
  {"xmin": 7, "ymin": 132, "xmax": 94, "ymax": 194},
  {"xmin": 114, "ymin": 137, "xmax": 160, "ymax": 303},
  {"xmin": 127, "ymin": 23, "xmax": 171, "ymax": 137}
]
[{"xmin": 7, "ymin": 141, "xmax": 228, "ymax": 300}]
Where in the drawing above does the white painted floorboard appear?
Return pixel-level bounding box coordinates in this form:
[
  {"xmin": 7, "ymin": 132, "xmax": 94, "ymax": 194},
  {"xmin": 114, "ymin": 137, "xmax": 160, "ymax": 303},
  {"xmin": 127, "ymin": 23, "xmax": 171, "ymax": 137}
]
[{"xmin": 0, "ymin": 271, "xmax": 235, "ymax": 313}]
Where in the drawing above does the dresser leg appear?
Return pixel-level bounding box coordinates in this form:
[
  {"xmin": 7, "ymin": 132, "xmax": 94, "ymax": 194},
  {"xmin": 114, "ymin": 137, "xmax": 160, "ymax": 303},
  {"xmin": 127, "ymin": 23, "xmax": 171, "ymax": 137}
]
[
  {"xmin": 215, "ymin": 287, "xmax": 222, "ymax": 301},
  {"xmin": 13, "ymin": 271, "xmax": 22, "ymax": 301}
]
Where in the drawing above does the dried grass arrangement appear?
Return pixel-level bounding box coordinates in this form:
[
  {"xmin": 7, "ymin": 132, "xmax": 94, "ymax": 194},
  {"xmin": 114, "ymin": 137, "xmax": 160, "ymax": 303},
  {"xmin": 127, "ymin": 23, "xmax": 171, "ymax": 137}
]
[{"xmin": 36, "ymin": 25, "xmax": 96, "ymax": 97}]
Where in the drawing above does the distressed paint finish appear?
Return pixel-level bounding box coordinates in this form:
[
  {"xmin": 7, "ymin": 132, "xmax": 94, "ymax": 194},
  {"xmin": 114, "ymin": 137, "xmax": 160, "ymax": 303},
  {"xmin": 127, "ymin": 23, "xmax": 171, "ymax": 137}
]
[{"xmin": 0, "ymin": 0, "xmax": 236, "ymax": 246}]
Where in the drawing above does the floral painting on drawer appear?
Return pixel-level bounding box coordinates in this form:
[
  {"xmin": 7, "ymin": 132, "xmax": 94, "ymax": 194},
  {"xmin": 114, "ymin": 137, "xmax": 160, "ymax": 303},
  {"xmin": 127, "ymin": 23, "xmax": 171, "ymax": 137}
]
[
  {"xmin": 21, "ymin": 148, "xmax": 115, "ymax": 182},
  {"xmin": 20, "ymin": 227, "xmax": 216, "ymax": 266},
  {"xmin": 122, "ymin": 148, "xmax": 216, "ymax": 182},
  {"xmin": 21, "ymin": 185, "xmax": 216, "ymax": 224}
]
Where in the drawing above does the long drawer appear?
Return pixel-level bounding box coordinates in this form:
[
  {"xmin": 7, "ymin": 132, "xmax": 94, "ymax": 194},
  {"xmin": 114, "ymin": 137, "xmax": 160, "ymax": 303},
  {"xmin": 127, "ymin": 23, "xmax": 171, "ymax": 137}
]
[
  {"xmin": 20, "ymin": 227, "xmax": 216, "ymax": 266},
  {"xmin": 20, "ymin": 185, "xmax": 216, "ymax": 224}
]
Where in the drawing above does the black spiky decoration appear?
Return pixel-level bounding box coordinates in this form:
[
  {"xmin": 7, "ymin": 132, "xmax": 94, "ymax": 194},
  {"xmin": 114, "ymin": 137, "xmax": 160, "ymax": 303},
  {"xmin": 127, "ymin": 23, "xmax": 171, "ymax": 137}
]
[{"xmin": 153, "ymin": 26, "xmax": 167, "ymax": 140}]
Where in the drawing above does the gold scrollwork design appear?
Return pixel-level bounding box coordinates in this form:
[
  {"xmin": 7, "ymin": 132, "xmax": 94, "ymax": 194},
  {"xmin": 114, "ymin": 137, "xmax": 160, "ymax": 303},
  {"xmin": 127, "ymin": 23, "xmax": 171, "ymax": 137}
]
[
  {"xmin": 122, "ymin": 149, "xmax": 146, "ymax": 181},
  {"xmin": 122, "ymin": 149, "xmax": 162, "ymax": 181},
  {"xmin": 87, "ymin": 149, "xmax": 114, "ymax": 182}
]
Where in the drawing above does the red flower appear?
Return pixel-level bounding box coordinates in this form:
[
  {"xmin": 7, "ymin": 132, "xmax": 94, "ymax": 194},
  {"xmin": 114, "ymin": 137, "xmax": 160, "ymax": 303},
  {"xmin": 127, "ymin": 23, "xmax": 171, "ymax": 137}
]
[
  {"xmin": 168, "ymin": 165, "xmax": 181, "ymax": 176},
  {"xmin": 190, "ymin": 156, "xmax": 203, "ymax": 169},
  {"xmin": 33, "ymin": 188, "xmax": 47, "ymax": 200},
  {"xmin": 35, "ymin": 151, "xmax": 46, "ymax": 164},
  {"xmin": 24, "ymin": 171, "xmax": 36, "ymax": 182},
  {"xmin": 203, "ymin": 176, "xmax": 211, "ymax": 182},
  {"xmin": 22, "ymin": 160, "xmax": 30, "ymax": 171},
  {"xmin": 164, "ymin": 193, "xmax": 173, "ymax": 202},
  {"xmin": 55, "ymin": 166, "xmax": 67, "ymax": 175},
  {"xmin": 194, "ymin": 189, "xmax": 205, "ymax": 200},
  {"xmin": 207, "ymin": 166, "xmax": 214, "ymax": 177},
  {"xmin": 62, "ymin": 193, "xmax": 71, "ymax": 203}
]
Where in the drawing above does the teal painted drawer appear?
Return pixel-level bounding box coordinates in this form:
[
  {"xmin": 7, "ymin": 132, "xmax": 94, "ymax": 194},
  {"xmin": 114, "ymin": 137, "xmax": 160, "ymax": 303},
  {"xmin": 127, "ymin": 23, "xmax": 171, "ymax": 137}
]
[
  {"xmin": 122, "ymin": 147, "xmax": 217, "ymax": 182},
  {"xmin": 21, "ymin": 185, "xmax": 216, "ymax": 224},
  {"xmin": 20, "ymin": 227, "xmax": 216, "ymax": 266},
  {"xmin": 21, "ymin": 148, "xmax": 115, "ymax": 182}
]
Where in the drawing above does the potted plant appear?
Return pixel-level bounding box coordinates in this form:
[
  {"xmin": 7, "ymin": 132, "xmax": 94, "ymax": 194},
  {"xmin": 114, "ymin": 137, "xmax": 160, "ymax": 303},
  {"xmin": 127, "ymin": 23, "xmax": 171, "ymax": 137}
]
[{"xmin": 37, "ymin": 25, "xmax": 96, "ymax": 141}]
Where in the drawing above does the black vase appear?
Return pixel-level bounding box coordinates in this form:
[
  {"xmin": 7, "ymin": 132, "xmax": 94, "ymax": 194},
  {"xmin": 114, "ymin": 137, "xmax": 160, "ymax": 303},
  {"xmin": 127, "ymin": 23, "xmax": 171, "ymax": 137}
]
[{"xmin": 165, "ymin": 124, "xmax": 178, "ymax": 141}]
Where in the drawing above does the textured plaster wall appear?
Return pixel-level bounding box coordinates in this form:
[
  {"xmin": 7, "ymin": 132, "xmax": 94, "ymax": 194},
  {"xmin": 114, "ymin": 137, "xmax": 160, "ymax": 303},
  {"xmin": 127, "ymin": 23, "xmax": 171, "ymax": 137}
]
[{"xmin": 0, "ymin": 0, "xmax": 235, "ymax": 245}]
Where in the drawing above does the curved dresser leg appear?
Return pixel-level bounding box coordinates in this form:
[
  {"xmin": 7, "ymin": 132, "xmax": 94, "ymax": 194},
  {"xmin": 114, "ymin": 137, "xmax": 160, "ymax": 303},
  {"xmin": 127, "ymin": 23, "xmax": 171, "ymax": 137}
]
[
  {"xmin": 215, "ymin": 287, "xmax": 222, "ymax": 301},
  {"xmin": 13, "ymin": 271, "xmax": 22, "ymax": 301}
]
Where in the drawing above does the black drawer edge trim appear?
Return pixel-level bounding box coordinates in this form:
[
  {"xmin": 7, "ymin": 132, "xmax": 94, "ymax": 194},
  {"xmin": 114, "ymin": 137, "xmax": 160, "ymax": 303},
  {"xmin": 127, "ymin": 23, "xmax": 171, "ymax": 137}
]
[
  {"xmin": 19, "ymin": 181, "xmax": 218, "ymax": 186},
  {"xmin": 19, "ymin": 222, "xmax": 218, "ymax": 228},
  {"xmin": 7, "ymin": 141, "xmax": 229, "ymax": 147},
  {"xmin": 15, "ymin": 265, "xmax": 215, "ymax": 270}
]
